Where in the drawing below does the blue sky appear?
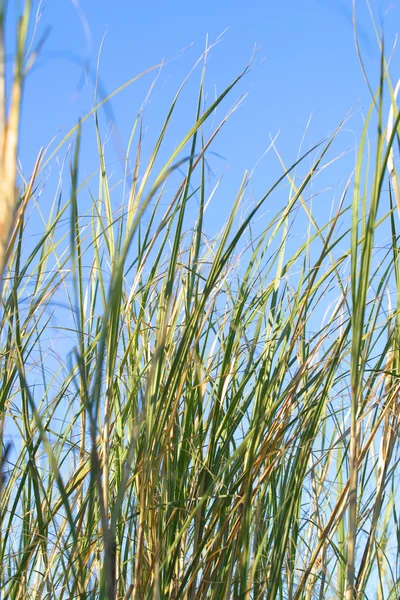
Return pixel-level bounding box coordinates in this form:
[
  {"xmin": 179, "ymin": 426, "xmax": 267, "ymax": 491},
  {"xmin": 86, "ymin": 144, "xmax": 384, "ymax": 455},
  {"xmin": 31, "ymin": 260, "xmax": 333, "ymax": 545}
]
[{"xmin": 20, "ymin": 0, "xmax": 399, "ymax": 179}]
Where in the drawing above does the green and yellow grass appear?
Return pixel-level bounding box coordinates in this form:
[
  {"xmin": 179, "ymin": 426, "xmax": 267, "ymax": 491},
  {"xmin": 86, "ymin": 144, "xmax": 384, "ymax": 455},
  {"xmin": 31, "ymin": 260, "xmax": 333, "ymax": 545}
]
[{"xmin": 1, "ymin": 2, "xmax": 400, "ymax": 599}]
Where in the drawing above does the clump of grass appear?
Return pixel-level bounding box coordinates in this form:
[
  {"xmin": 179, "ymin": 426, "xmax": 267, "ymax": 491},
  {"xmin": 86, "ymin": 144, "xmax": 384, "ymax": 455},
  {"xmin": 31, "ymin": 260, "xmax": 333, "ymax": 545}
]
[{"xmin": 1, "ymin": 3, "xmax": 400, "ymax": 600}]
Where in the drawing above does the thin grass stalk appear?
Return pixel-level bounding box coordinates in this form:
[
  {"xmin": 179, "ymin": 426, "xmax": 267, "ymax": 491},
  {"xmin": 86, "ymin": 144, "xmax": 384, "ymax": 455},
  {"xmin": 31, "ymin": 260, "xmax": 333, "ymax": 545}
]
[{"xmin": 0, "ymin": 1, "xmax": 31, "ymax": 284}]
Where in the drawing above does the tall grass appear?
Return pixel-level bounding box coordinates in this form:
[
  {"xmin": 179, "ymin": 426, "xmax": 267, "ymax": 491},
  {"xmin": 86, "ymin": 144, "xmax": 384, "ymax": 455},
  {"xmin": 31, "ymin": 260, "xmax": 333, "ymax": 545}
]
[{"xmin": 1, "ymin": 2, "xmax": 400, "ymax": 599}]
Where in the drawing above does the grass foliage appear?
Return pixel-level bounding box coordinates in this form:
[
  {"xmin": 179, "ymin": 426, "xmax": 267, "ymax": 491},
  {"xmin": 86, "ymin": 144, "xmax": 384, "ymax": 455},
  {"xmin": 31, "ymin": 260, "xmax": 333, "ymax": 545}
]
[{"xmin": 1, "ymin": 2, "xmax": 400, "ymax": 599}]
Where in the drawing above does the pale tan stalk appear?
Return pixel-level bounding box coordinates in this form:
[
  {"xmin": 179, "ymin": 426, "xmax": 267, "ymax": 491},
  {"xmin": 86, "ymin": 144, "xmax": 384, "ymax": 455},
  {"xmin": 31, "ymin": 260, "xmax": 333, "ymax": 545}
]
[
  {"xmin": 387, "ymin": 79, "xmax": 400, "ymax": 216},
  {"xmin": 0, "ymin": 1, "xmax": 32, "ymax": 284}
]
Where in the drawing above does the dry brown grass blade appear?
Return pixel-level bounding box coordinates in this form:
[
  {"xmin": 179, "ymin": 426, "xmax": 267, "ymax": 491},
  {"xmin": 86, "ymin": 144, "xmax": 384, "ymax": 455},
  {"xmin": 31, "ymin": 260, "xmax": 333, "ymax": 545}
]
[{"xmin": 123, "ymin": 584, "xmax": 134, "ymax": 600}]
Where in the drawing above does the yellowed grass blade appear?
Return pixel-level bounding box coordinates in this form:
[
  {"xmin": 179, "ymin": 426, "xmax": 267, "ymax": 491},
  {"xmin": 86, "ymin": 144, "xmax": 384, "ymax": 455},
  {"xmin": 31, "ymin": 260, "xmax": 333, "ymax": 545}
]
[{"xmin": 0, "ymin": 0, "xmax": 31, "ymax": 285}]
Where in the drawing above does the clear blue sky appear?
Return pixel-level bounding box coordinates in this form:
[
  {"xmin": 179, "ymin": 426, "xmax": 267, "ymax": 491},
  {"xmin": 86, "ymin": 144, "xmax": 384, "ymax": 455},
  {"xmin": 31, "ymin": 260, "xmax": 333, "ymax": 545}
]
[{"xmin": 20, "ymin": 0, "xmax": 399, "ymax": 174}]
